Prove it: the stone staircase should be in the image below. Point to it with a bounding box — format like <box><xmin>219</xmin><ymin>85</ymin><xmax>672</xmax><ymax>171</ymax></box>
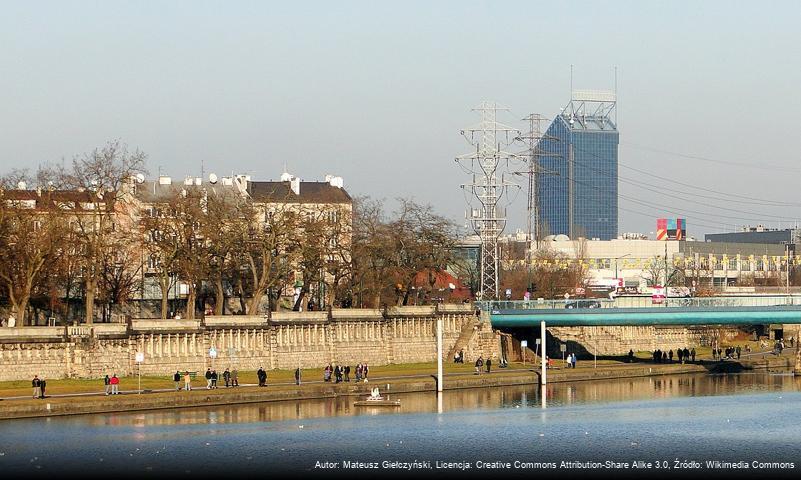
<box><xmin>447</xmin><ymin>320</ymin><xmax>478</xmax><ymax>360</ymax></box>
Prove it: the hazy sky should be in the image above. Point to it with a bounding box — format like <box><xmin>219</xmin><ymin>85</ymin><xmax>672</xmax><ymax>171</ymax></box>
<box><xmin>2</xmin><ymin>1</ymin><xmax>801</xmax><ymax>238</ymax></box>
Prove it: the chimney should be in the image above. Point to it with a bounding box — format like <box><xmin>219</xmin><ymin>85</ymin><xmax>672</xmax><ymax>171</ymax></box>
<box><xmin>290</xmin><ymin>177</ymin><xmax>300</xmax><ymax>196</ymax></box>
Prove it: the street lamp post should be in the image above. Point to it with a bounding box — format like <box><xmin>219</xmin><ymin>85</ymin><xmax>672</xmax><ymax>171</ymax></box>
<box><xmin>135</xmin><ymin>352</ymin><xmax>144</xmax><ymax>394</ymax></box>
<box><xmin>614</xmin><ymin>254</ymin><xmax>631</xmax><ymax>281</ymax></box>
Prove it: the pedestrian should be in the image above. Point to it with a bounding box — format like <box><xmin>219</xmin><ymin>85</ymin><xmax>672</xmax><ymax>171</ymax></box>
<box><xmin>662</xmin><ymin>351</ymin><xmax>667</xmax><ymax>362</ymax></box>
<box><xmin>565</xmin><ymin>354</ymin><xmax>572</xmax><ymax>369</ymax></box>
<box><xmin>669</xmin><ymin>349</ymin><xmax>674</xmax><ymax>362</ymax></box>
<box><xmin>677</xmin><ymin>349</ymin><xmax>683</xmax><ymax>364</ymax></box>
<box><xmin>223</xmin><ymin>368</ymin><xmax>231</xmax><ymax>388</ymax></box>
<box><xmin>683</xmin><ymin>347</ymin><xmax>689</xmax><ymax>363</ymax></box>
<box><xmin>691</xmin><ymin>348</ymin><xmax>696</xmax><ymax>362</ymax></box>
<box><xmin>257</xmin><ymin>367</ymin><xmax>266</xmax><ymax>387</ymax></box>
<box><xmin>628</xmin><ymin>349</ymin><xmax>634</xmax><ymax>363</ymax></box>
<box><xmin>736</xmin><ymin>346</ymin><xmax>741</xmax><ymax>359</ymax></box>
<box><xmin>571</xmin><ymin>353</ymin><xmax>577</xmax><ymax>369</ymax></box>
<box><xmin>232</xmin><ymin>368</ymin><xmax>239</xmax><ymax>387</ymax></box>
<box><xmin>32</xmin><ymin>375</ymin><xmax>41</xmax><ymax>399</ymax></box>
<box><xmin>205</xmin><ymin>368</ymin><xmax>212</xmax><ymax>389</ymax></box>
<box><xmin>344</xmin><ymin>365</ymin><xmax>351</xmax><ymax>382</ymax></box>
<box><xmin>184</xmin><ymin>371</ymin><xmax>192</xmax><ymax>391</ymax></box>
<box><xmin>324</xmin><ymin>364</ymin><xmax>331</xmax><ymax>382</ymax></box>
<box><xmin>104</xmin><ymin>374</ymin><xmax>111</xmax><ymax>395</ymax></box>
<box><xmin>363</xmin><ymin>363</ymin><xmax>369</xmax><ymax>381</ymax></box>
<box><xmin>295</xmin><ymin>367</ymin><xmax>302</xmax><ymax>385</ymax></box>
<box><xmin>173</xmin><ymin>371</ymin><xmax>182</xmax><ymax>390</ymax></box>
<box><xmin>335</xmin><ymin>365</ymin><xmax>342</xmax><ymax>383</ymax></box>
<box><xmin>355</xmin><ymin>363</ymin><xmax>363</xmax><ymax>382</ymax></box>
<box><xmin>40</xmin><ymin>377</ymin><xmax>47</xmax><ymax>398</ymax></box>
<box><xmin>110</xmin><ymin>374</ymin><xmax>120</xmax><ymax>395</ymax></box>
<box><xmin>486</xmin><ymin>357</ymin><xmax>492</xmax><ymax>373</ymax></box>
<box><xmin>475</xmin><ymin>356</ymin><xmax>484</xmax><ymax>375</ymax></box>
<box><xmin>211</xmin><ymin>370</ymin><xmax>218</xmax><ymax>389</ymax></box>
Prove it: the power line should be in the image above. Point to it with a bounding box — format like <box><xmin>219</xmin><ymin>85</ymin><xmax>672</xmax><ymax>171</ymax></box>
<box><xmin>567</xmin><ymin>143</ymin><xmax>801</xmax><ymax>222</ymax></box>
<box><xmin>621</xmin><ymin>142</ymin><xmax>801</xmax><ymax>174</ymax></box>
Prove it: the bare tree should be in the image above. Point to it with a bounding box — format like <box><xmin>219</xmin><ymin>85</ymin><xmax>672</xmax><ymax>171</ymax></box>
<box><xmin>350</xmin><ymin>197</ymin><xmax>393</xmax><ymax>308</ymax></box>
<box><xmin>244</xmin><ymin>203</ymin><xmax>298</xmax><ymax>314</ymax></box>
<box><xmin>0</xmin><ymin>187</ymin><xmax>66</xmax><ymax>325</ymax></box>
<box><xmin>54</xmin><ymin>141</ymin><xmax>146</xmax><ymax>324</ymax></box>
<box><xmin>388</xmin><ymin>199</ymin><xmax>456</xmax><ymax>306</ymax></box>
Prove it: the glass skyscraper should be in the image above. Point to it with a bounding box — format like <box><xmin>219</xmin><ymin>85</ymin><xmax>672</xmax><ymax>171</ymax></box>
<box><xmin>537</xmin><ymin>92</ymin><xmax>619</xmax><ymax>240</ymax></box>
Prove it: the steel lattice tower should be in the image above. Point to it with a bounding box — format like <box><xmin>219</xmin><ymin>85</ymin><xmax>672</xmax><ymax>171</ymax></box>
<box><xmin>457</xmin><ymin>101</ymin><xmax>519</xmax><ymax>300</ymax></box>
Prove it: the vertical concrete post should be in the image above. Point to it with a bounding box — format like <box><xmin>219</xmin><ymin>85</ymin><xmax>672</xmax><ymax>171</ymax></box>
<box><xmin>437</xmin><ymin>317</ymin><xmax>443</xmax><ymax>392</ymax></box>
<box><xmin>541</xmin><ymin>320</ymin><xmax>547</xmax><ymax>385</ymax></box>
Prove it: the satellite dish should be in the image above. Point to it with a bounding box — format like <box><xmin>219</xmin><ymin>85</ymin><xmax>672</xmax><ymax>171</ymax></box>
<box><xmin>209</xmin><ymin>173</ymin><xmax>218</xmax><ymax>184</ymax></box>
<box><xmin>135</xmin><ymin>173</ymin><xmax>145</xmax><ymax>184</ymax></box>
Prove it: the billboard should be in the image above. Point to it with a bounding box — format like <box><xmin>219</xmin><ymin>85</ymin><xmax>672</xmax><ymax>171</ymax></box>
<box><xmin>656</xmin><ymin>218</ymin><xmax>685</xmax><ymax>240</ymax></box>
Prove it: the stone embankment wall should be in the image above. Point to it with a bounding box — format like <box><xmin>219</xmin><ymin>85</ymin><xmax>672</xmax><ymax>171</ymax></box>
<box><xmin>0</xmin><ymin>305</ymin><xmax>500</xmax><ymax>381</ymax></box>
<box><xmin>547</xmin><ymin>325</ymin><xmax>741</xmax><ymax>357</ymax></box>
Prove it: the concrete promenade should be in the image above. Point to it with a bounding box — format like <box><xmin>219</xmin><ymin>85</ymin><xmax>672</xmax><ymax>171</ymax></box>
<box><xmin>0</xmin><ymin>354</ymin><xmax>795</xmax><ymax>420</ymax></box>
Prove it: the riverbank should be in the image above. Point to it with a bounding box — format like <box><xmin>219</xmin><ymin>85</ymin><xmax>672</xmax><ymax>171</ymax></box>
<box><xmin>0</xmin><ymin>354</ymin><xmax>795</xmax><ymax>420</ymax></box>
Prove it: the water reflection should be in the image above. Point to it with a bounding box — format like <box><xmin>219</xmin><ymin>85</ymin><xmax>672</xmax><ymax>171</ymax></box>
<box><xmin>75</xmin><ymin>372</ymin><xmax>801</xmax><ymax>428</ymax></box>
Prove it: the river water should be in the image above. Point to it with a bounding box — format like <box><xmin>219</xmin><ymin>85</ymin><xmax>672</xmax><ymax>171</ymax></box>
<box><xmin>2</xmin><ymin>372</ymin><xmax>801</xmax><ymax>478</ymax></box>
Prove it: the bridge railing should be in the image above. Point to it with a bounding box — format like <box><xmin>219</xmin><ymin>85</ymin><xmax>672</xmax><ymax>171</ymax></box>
<box><xmin>477</xmin><ymin>295</ymin><xmax>800</xmax><ymax>311</ymax></box>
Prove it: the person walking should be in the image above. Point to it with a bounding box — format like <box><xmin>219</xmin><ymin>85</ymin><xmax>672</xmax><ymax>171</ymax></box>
<box><xmin>232</xmin><ymin>368</ymin><xmax>239</xmax><ymax>387</ymax></box>
<box><xmin>344</xmin><ymin>365</ymin><xmax>351</xmax><ymax>382</ymax></box>
<box><xmin>475</xmin><ymin>356</ymin><xmax>484</xmax><ymax>375</ymax></box>
<box><xmin>184</xmin><ymin>371</ymin><xmax>192</xmax><ymax>391</ymax></box>
<box><xmin>257</xmin><ymin>367</ymin><xmax>266</xmax><ymax>387</ymax></box>
<box><xmin>668</xmin><ymin>349</ymin><xmax>674</xmax><ymax>363</ymax></box>
<box><xmin>32</xmin><ymin>375</ymin><xmax>41</xmax><ymax>399</ymax></box>
<box><xmin>104</xmin><ymin>374</ymin><xmax>111</xmax><ymax>396</ymax></box>
<box><xmin>173</xmin><ymin>371</ymin><xmax>182</xmax><ymax>390</ymax></box>
<box><xmin>40</xmin><ymin>377</ymin><xmax>47</xmax><ymax>398</ymax></box>
<box><xmin>205</xmin><ymin>368</ymin><xmax>212</xmax><ymax>389</ymax></box>
<box><xmin>677</xmin><ymin>349</ymin><xmax>683</xmax><ymax>364</ymax></box>
<box><xmin>223</xmin><ymin>368</ymin><xmax>231</xmax><ymax>388</ymax></box>
<box><xmin>736</xmin><ymin>346</ymin><xmax>741</xmax><ymax>359</ymax></box>
<box><xmin>363</xmin><ymin>363</ymin><xmax>369</xmax><ymax>381</ymax></box>
<box><xmin>355</xmin><ymin>364</ymin><xmax>363</xmax><ymax>382</ymax></box>
<box><xmin>486</xmin><ymin>357</ymin><xmax>492</xmax><ymax>373</ymax></box>
<box><xmin>691</xmin><ymin>348</ymin><xmax>696</xmax><ymax>362</ymax></box>
<box><xmin>211</xmin><ymin>370</ymin><xmax>218</xmax><ymax>389</ymax></box>
<box><xmin>110</xmin><ymin>374</ymin><xmax>120</xmax><ymax>395</ymax></box>
<box><xmin>628</xmin><ymin>349</ymin><xmax>634</xmax><ymax>363</ymax></box>
<box><xmin>324</xmin><ymin>364</ymin><xmax>332</xmax><ymax>382</ymax></box>
<box><xmin>294</xmin><ymin>367</ymin><xmax>302</xmax><ymax>385</ymax></box>
<box><xmin>571</xmin><ymin>353</ymin><xmax>577</xmax><ymax>369</ymax></box>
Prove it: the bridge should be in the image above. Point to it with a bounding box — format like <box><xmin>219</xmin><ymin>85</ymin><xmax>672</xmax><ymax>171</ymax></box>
<box><xmin>477</xmin><ymin>295</ymin><xmax>801</xmax><ymax>383</ymax></box>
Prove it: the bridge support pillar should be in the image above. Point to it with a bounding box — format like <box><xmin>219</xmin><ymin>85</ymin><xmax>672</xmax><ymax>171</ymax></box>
<box><xmin>541</xmin><ymin>320</ymin><xmax>547</xmax><ymax>385</ymax></box>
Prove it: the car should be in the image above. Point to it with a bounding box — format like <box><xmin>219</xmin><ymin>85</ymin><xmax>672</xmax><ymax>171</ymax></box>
<box><xmin>565</xmin><ymin>299</ymin><xmax>602</xmax><ymax>309</ymax></box>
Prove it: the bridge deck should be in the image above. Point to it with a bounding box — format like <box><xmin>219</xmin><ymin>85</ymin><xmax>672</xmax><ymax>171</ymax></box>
<box><xmin>490</xmin><ymin>306</ymin><xmax>801</xmax><ymax>327</ymax></box>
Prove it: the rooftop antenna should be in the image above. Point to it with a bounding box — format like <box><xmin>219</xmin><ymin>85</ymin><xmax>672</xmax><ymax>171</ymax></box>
<box><xmin>614</xmin><ymin>65</ymin><xmax>619</xmax><ymax>126</ymax></box>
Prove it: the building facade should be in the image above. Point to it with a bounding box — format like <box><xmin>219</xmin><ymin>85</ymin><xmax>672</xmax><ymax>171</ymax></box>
<box><xmin>538</xmin><ymin>91</ymin><xmax>619</xmax><ymax>240</ymax></box>
<box><xmin>541</xmin><ymin>237</ymin><xmax>791</xmax><ymax>290</ymax></box>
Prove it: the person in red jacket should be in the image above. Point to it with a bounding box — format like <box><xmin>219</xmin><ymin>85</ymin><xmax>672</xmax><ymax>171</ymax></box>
<box><xmin>110</xmin><ymin>373</ymin><xmax>120</xmax><ymax>395</ymax></box>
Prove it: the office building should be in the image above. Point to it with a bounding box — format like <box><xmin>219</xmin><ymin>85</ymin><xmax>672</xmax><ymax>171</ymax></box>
<box><xmin>538</xmin><ymin>90</ymin><xmax>619</xmax><ymax>240</ymax></box>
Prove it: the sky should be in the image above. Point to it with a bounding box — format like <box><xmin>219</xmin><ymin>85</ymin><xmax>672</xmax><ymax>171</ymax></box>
<box><xmin>2</xmin><ymin>0</ymin><xmax>801</xmax><ymax>238</ymax></box>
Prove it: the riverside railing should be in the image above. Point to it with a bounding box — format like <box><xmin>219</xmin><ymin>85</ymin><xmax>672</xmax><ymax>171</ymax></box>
<box><xmin>477</xmin><ymin>295</ymin><xmax>801</xmax><ymax>312</ymax></box>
